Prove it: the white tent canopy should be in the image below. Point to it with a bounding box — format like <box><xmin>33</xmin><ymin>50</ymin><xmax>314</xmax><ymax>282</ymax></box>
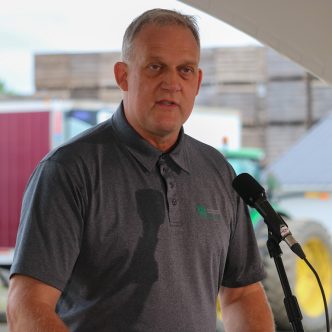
<box><xmin>180</xmin><ymin>0</ymin><xmax>332</xmax><ymax>84</ymax></box>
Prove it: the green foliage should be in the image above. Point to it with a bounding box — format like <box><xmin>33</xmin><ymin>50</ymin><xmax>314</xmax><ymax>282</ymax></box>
<box><xmin>0</xmin><ymin>80</ymin><xmax>5</xmax><ymax>93</ymax></box>
<box><xmin>0</xmin><ymin>79</ymin><xmax>17</xmax><ymax>96</ymax></box>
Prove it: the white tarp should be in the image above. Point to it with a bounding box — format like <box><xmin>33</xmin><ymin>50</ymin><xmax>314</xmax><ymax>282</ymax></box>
<box><xmin>179</xmin><ymin>0</ymin><xmax>332</xmax><ymax>84</ymax></box>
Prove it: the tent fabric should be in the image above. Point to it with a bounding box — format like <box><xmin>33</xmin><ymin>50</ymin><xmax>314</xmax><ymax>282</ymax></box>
<box><xmin>180</xmin><ymin>0</ymin><xmax>332</xmax><ymax>84</ymax></box>
<box><xmin>266</xmin><ymin>113</ymin><xmax>332</xmax><ymax>190</ymax></box>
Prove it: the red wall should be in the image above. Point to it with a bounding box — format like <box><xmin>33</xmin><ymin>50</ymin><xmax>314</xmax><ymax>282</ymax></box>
<box><xmin>0</xmin><ymin>111</ymin><xmax>50</xmax><ymax>246</ymax></box>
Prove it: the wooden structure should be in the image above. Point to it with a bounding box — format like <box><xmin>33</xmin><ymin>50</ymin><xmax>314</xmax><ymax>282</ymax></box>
<box><xmin>33</xmin><ymin>47</ymin><xmax>332</xmax><ymax>163</ymax></box>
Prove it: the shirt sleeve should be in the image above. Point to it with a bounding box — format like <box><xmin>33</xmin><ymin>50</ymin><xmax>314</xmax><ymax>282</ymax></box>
<box><xmin>10</xmin><ymin>159</ymin><xmax>85</xmax><ymax>291</ymax></box>
<box><xmin>221</xmin><ymin>194</ymin><xmax>266</xmax><ymax>288</ymax></box>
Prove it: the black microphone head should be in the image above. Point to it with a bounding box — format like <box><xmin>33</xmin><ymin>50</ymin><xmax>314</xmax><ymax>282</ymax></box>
<box><xmin>232</xmin><ymin>173</ymin><xmax>266</xmax><ymax>207</ymax></box>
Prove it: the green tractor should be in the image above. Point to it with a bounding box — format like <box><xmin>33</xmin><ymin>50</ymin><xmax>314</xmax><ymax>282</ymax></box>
<box><xmin>217</xmin><ymin>147</ymin><xmax>332</xmax><ymax>331</ymax></box>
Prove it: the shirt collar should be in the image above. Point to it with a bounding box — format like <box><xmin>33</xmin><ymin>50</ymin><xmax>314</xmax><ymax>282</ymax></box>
<box><xmin>111</xmin><ymin>103</ymin><xmax>190</xmax><ymax>173</ymax></box>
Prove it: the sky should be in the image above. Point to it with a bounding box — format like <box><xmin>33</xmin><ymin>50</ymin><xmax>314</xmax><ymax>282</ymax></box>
<box><xmin>0</xmin><ymin>0</ymin><xmax>260</xmax><ymax>95</ymax></box>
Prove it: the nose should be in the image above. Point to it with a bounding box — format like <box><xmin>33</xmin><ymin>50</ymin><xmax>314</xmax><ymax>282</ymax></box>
<box><xmin>160</xmin><ymin>68</ymin><xmax>181</xmax><ymax>92</ymax></box>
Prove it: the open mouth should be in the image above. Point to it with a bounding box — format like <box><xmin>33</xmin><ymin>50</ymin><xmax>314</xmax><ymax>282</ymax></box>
<box><xmin>156</xmin><ymin>100</ymin><xmax>178</xmax><ymax>107</ymax></box>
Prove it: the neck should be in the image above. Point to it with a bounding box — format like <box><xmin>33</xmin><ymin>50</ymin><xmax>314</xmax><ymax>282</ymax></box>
<box><xmin>144</xmin><ymin>133</ymin><xmax>179</xmax><ymax>152</ymax></box>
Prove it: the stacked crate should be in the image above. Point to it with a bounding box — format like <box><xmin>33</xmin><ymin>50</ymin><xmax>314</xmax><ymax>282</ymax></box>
<box><xmin>264</xmin><ymin>49</ymin><xmax>332</xmax><ymax>162</ymax></box>
<box><xmin>312</xmin><ymin>79</ymin><xmax>332</xmax><ymax>119</ymax></box>
<box><xmin>35</xmin><ymin>52</ymin><xmax>122</xmax><ymax>102</ymax></box>
<box><xmin>197</xmin><ymin>46</ymin><xmax>267</xmax><ymax>150</ymax></box>
<box><xmin>33</xmin><ymin>47</ymin><xmax>332</xmax><ymax>164</ymax></box>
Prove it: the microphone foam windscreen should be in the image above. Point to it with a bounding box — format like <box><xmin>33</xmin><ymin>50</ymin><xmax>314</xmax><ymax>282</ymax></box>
<box><xmin>232</xmin><ymin>173</ymin><xmax>265</xmax><ymax>207</ymax></box>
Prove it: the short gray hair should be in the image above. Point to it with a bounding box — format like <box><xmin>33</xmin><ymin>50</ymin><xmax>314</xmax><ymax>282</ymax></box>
<box><xmin>122</xmin><ymin>8</ymin><xmax>200</xmax><ymax>61</ymax></box>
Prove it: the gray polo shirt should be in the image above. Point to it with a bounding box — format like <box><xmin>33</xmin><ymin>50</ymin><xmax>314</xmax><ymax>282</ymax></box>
<box><xmin>11</xmin><ymin>103</ymin><xmax>265</xmax><ymax>332</ymax></box>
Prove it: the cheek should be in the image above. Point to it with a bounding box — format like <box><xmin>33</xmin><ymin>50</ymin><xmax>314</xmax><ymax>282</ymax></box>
<box><xmin>130</xmin><ymin>75</ymin><xmax>155</xmax><ymax>97</ymax></box>
<box><xmin>184</xmin><ymin>87</ymin><xmax>199</xmax><ymax>107</ymax></box>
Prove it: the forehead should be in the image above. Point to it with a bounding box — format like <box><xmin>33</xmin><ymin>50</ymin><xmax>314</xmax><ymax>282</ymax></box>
<box><xmin>132</xmin><ymin>24</ymin><xmax>200</xmax><ymax>63</ymax></box>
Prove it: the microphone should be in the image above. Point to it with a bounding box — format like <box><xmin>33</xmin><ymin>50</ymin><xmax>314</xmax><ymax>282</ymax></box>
<box><xmin>232</xmin><ymin>173</ymin><xmax>305</xmax><ymax>259</ymax></box>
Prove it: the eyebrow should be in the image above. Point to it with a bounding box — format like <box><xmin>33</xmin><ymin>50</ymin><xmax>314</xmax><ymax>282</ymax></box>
<box><xmin>147</xmin><ymin>56</ymin><xmax>199</xmax><ymax>67</ymax></box>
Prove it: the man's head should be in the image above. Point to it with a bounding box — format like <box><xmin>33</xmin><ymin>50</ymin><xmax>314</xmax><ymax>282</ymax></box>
<box><xmin>114</xmin><ymin>8</ymin><xmax>203</xmax><ymax>151</ymax></box>
<box><xmin>121</xmin><ymin>8</ymin><xmax>200</xmax><ymax>62</ymax></box>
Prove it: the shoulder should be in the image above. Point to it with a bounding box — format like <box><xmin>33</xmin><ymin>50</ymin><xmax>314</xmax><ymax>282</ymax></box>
<box><xmin>26</xmin><ymin>118</ymin><xmax>120</xmax><ymax>186</ymax></box>
<box><xmin>44</xmin><ymin>119</ymin><xmax>115</xmax><ymax>165</ymax></box>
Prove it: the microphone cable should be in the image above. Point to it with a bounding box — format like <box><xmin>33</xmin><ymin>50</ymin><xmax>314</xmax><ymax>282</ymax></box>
<box><xmin>302</xmin><ymin>256</ymin><xmax>330</xmax><ymax>332</ymax></box>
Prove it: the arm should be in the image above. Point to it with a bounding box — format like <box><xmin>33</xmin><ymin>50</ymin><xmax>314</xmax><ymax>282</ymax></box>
<box><xmin>219</xmin><ymin>282</ymin><xmax>275</xmax><ymax>332</ymax></box>
<box><xmin>7</xmin><ymin>274</ymin><xmax>69</xmax><ymax>332</ymax></box>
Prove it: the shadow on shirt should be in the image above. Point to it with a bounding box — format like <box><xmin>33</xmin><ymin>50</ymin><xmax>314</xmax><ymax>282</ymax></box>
<box><xmin>107</xmin><ymin>188</ymin><xmax>165</xmax><ymax>331</ymax></box>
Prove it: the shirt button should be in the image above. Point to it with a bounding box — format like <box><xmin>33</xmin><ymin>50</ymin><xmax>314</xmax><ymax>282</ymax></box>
<box><xmin>172</xmin><ymin>199</ymin><xmax>177</xmax><ymax>206</ymax></box>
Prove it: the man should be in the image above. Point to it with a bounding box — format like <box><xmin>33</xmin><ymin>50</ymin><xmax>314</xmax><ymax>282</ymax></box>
<box><xmin>7</xmin><ymin>8</ymin><xmax>274</xmax><ymax>331</ymax></box>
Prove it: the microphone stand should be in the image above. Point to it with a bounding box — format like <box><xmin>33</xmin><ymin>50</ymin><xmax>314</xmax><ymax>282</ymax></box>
<box><xmin>266</xmin><ymin>228</ymin><xmax>304</xmax><ymax>332</ymax></box>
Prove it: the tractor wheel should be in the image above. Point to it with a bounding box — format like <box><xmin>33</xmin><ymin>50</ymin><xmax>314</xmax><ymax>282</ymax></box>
<box><xmin>259</xmin><ymin>219</ymin><xmax>332</xmax><ymax>331</ymax></box>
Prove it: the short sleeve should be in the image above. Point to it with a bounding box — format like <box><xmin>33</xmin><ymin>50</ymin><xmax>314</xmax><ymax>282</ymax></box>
<box><xmin>222</xmin><ymin>194</ymin><xmax>266</xmax><ymax>287</ymax></box>
<box><xmin>10</xmin><ymin>159</ymin><xmax>85</xmax><ymax>291</ymax></box>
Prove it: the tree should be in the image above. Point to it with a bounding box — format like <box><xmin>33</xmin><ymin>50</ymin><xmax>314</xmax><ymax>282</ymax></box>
<box><xmin>0</xmin><ymin>80</ymin><xmax>16</xmax><ymax>96</ymax></box>
<box><xmin>0</xmin><ymin>80</ymin><xmax>5</xmax><ymax>94</ymax></box>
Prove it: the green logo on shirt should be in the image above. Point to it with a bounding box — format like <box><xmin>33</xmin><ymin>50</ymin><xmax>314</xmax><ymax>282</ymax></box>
<box><xmin>196</xmin><ymin>204</ymin><xmax>222</xmax><ymax>221</ymax></box>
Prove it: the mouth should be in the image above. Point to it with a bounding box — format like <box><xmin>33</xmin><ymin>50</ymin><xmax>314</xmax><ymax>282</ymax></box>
<box><xmin>156</xmin><ymin>99</ymin><xmax>179</xmax><ymax>107</ymax></box>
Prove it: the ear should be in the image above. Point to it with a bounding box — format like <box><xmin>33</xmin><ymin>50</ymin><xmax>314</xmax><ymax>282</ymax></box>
<box><xmin>195</xmin><ymin>68</ymin><xmax>203</xmax><ymax>96</ymax></box>
<box><xmin>114</xmin><ymin>62</ymin><xmax>128</xmax><ymax>91</ymax></box>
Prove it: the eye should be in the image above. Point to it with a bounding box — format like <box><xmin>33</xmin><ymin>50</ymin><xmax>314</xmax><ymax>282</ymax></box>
<box><xmin>180</xmin><ymin>66</ymin><xmax>195</xmax><ymax>76</ymax></box>
<box><xmin>148</xmin><ymin>63</ymin><xmax>162</xmax><ymax>71</ymax></box>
